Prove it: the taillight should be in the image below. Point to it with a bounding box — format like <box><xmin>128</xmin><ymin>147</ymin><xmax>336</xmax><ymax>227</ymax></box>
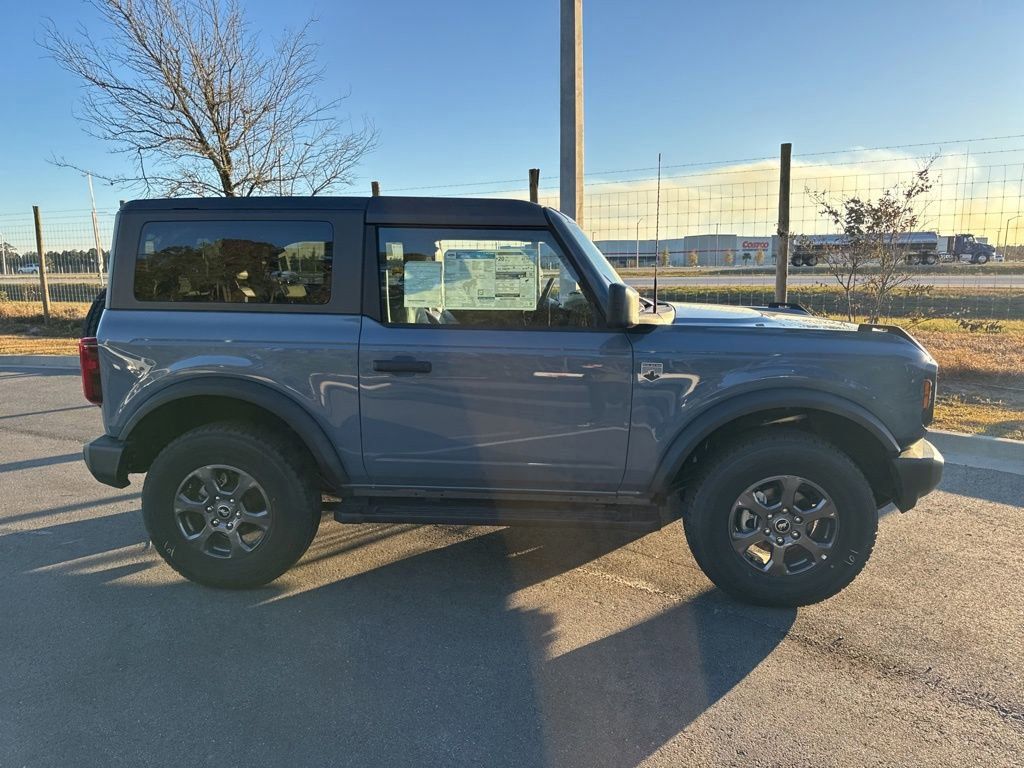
<box><xmin>79</xmin><ymin>337</ymin><xmax>102</xmax><ymax>405</ymax></box>
<box><xmin>922</xmin><ymin>378</ymin><xmax>933</xmax><ymax>410</ymax></box>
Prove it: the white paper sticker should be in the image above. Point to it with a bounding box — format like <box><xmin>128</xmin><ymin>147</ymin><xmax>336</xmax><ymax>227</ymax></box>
<box><xmin>403</xmin><ymin>261</ymin><xmax>443</xmax><ymax>307</ymax></box>
<box><xmin>443</xmin><ymin>249</ymin><xmax>537</xmax><ymax>310</ymax></box>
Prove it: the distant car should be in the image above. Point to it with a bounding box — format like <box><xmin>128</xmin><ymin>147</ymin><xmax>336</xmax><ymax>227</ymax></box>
<box><xmin>17</xmin><ymin>265</ymin><xmax>39</xmax><ymax>274</ymax></box>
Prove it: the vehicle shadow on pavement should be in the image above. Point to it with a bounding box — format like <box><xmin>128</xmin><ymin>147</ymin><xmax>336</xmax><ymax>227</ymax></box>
<box><xmin>940</xmin><ymin>463</ymin><xmax>1023</xmax><ymax>506</ymax></box>
<box><xmin>1</xmin><ymin>519</ymin><xmax>795</xmax><ymax>768</ymax></box>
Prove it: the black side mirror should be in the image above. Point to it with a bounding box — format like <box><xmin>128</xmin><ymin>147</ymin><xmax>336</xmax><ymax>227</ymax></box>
<box><xmin>607</xmin><ymin>282</ymin><xmax>640</xmax><ymax>328</ymax></box>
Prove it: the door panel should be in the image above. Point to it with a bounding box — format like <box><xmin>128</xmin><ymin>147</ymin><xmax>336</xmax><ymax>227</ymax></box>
<box><xmin>358</xmin><ymin>320</ymin><xmax>633</xmax><ymax>491</ymax></box>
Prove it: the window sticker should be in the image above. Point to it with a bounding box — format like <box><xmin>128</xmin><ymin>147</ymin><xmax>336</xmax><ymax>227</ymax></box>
<box><xmin>442</xmin><ymin>249</ymin><xmax>537</xmax><ymax>310</ymax></box>
<box><xmin>403</xmin><ymin>261</ymin><xmax>443</xmax><ymax>307</ymax></box>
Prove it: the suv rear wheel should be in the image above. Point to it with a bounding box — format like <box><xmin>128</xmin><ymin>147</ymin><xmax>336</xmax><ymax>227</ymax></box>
<box><xmin>682</xmin><ymin>429</ymin><xmax>878</xmax><ymax>607</ymax></box>
<box><xmin>142</xmin><ymin>423</ymin><xmax>320</xmax><ymax>588</ymax></box>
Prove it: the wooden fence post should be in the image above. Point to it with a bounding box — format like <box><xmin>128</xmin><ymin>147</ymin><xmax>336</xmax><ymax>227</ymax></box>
<box><xmin>529</xmin><ymin>169</ymin><xmax>540</xmax><ymax>203</ymax></box>
<box><xmin>32</xmin><ymin>205</ymin><xmax>51</xmax><ymax>323</ymax></box>
<box><xmin>371</xmin><ymin>181</ymin><xmax>381</xmax><ymax>197</ymax></box>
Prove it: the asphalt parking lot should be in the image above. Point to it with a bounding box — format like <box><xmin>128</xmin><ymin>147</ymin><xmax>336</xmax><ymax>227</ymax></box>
<box><xmin>1</xmin><ymin>368</ymin><xmax>1022</xmax><ymax>768</ymax></box>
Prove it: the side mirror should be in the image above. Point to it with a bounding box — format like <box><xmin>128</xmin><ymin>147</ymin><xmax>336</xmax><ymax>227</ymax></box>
<box><xmin>607</xmin><ymin>282</ymin><xmax>640</xmax><ymax>328</ymax></box>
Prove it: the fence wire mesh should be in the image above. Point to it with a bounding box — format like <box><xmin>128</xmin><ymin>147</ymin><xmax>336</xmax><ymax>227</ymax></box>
<box><xmin>2</xmin><ymin>138</ymin><xmax>1022</xmax><ymax>320</ymax></box>
<box><xmin>0</xmin><ymin>208</ymin><xmax>114</xmax><ymax>305</ymax></box>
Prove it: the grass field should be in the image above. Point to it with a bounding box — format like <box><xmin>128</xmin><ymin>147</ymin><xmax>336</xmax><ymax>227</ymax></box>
<box><xmin>649</xmin><ymin>284</ymin><xmax>1024</xmax><ymax>320</ymax></box>
<box><xmin>1</xmin><ymin>299</ymin><xmax>1021</xmax><ymax>439</ymax></box>
<box><xmin>617</xmin><ymin>261</ymin><xmax>1024</xmax><ymax>277</ymax></box>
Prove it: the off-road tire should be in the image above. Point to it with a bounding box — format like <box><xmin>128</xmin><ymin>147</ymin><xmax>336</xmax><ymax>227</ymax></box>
<box><xmin>142</xmin><ymin>422</ymin><xmax>320</xmax><ymax>588</ymax></box>
<box><xmin>81</xmin><ymin>289</ymin><xmax>106</xmax><ymax>337</ymax></box>
<box><xmin>682</xmin><ymin>429</ymin><xmax>878</xmax><ymax>607</ymax></box>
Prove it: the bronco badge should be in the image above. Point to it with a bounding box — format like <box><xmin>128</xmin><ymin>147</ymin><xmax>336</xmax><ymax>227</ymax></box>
<box><xmin>640</xmin><ymin>362</ymin><xmax>663</xmax><ymax>382</ymax></box>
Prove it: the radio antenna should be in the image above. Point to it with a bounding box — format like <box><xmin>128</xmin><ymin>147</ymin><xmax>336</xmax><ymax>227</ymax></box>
<box><xmin>653</xmin><ymin>152</ymin><xmax>662</xmax><ymax>308</ymax></box>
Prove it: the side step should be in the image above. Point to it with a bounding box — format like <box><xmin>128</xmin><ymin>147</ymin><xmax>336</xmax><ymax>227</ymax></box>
<box><xmin>326</xmin><ymin>498</ymin><xmax>665</xmax><ymax>531</ymax></box>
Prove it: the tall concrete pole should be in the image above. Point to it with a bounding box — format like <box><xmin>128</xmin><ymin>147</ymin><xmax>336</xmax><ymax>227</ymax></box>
<box><xmin>559</xmin><ymin>0</ymin><xmax>583</xmax><ymax>226</ymax></box>
<box><xmin>775</xmin><ymin>142</ymin><xmax>792</xmax><ymax>303</ymax></box>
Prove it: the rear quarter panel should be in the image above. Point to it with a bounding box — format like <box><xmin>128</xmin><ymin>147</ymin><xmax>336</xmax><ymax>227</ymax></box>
<box><xmin>97</xmin><ymin>310</ymin><xmax>366</xmax><ymax>482</ymax></box>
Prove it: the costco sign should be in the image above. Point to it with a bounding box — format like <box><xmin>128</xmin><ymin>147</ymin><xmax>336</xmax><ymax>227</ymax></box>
<box><xmin>741</xmin><ymin>240</ymin><xmax>770</xmax><ymax>250</ymax></box>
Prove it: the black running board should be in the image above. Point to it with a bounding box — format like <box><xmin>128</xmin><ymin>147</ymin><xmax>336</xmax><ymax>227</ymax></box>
<box><xmin>326</xmin><ymin>498</ymin><xmax>665</xmax><ymax>531</ymax></box>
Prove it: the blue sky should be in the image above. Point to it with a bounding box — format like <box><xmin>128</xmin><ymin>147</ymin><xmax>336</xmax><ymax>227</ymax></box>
<box><xmin>2</xmin><ymin>0</ymin><xmax>1023</xmax><ymax>215</ymax></box>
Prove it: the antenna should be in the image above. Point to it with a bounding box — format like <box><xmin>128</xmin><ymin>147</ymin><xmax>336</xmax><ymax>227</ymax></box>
<box><xmin>653</xmin><ymin>152</ymin><xmax>662</xmax><ymax>308</ymax></box>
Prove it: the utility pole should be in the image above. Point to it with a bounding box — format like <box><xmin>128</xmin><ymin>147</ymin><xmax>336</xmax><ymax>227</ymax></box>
<box><xmin>528</xmin><ymin>168</ymin><xmax>540</xmax><ymax>203</ymax></box>
<box><xmin>371</xmin><ymin>181</ymin><xmax>381</xmax><ymax>197</ymax></box>
<box><xmin>0</xmin><ymin>232</ymin><xmax>6</xmax><ymax>276</ymax></box>
<box><xmin>559</xmin><ymin>0</ymin><xmax>583</xmax><ymax>225</ymax></box>
<box><xmin>775</xmin><ymin>142</ymin><xmax>792</xmax><ymax>303</ymax></box>
<box><xmin>87</xmin><ymin>174</ymin><xmax>105</xmax><ymax>282</ymax></box>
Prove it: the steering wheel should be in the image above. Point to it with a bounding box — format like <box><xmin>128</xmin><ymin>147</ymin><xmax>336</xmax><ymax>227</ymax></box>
<box><xmin>536</xmin><ymin>276</ymin><xmax>555</xmax><ymax>310</ymax></box>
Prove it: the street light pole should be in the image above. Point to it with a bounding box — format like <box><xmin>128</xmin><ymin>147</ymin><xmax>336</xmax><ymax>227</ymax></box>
<box><xmin>635</xmin><ymin>217</ymin><xmax>644</xmax><ymax>268</ymax></box>
<box><xmin>1002</xmin><ymin>214</ymin><xmax>1021</xmax><ymax>259</ymax></box>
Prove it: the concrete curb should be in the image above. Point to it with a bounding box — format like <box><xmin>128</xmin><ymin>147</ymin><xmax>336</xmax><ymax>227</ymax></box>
<box><xmin>928</xmin><ymin>429</ymin><xmax>1023</xmax><ymax>475</ymax></box>
<box><xmin>0</xmin><ymin>354</ymin><xmax>79</xmax><ymax>370</ymax></box>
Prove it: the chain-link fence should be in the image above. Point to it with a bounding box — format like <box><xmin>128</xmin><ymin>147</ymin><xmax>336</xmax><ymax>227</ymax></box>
<box><xmin>395</xmin><ymin>137</ymin><xmax>1024</xmax><ymax>322</ymax></box>
<box><xmin>3</xmin><ymin>137</ymin><xmax>1023</xmax><ymax>320</ymax></box>
<box><xmin>0</xmin><ymin>208</ymin><xmax>114</xmax><ymax>306</ymax></box>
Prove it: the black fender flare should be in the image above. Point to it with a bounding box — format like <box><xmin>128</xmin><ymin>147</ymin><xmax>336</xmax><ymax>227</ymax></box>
<box><xmin>648</xmin><ymin>387</ymin><xmax>901</xmax><ymax>497</ymax></box>
<box><xmin>119</xmin><ymin>376</ymin><xmax>349</xmax><ymax>488</ymax></box>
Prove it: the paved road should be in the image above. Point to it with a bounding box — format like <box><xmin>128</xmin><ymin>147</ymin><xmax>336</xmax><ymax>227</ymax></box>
<box><xmin>625</xmin><ymin>273</ymin><xmax>1023</xmax><ymax>288</ymax></box>
<box><xmin>1</xmin><ymin>369</ymin><xmax>1022</xmax><ymax>768</ymax></box>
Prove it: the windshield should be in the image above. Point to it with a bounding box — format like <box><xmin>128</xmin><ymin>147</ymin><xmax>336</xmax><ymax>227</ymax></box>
<box><xmin>550</xmin><ymin>210</ymin><xmax>623</xmax><ymax>287</ymax></box>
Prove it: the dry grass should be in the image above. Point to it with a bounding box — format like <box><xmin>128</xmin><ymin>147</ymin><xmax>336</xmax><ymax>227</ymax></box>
<box><xmin>0</xmin><ymin>302</ymin><xmax>91</xmax><ymax>346</ymax></box>
<box><xmin>933</xmin><ymin>395</ymin><xmax>1024</xmax><ymax>440</ymax></box>
<box><xmin>0</xmin><ymin>302</ymin><xmax>89</xmax><ymax>356</ymax></box>
<box><xmin>0</xmin><ymin>336</ymin><xmax>78</xmax><ymax>355</ymax></box>
<box><xmin>915</xmin><ymin>330</ymin><xmax>1024</xmax><ymax>385</ymax></box>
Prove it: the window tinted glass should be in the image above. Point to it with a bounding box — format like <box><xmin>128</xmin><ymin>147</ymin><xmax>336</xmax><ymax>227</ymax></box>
<box><xmin>134</xmin><ymin>221</ymin><xmax>332</xmax><ymax>304</ymax></box>
<box><xmin>378</xmin><ymin>227</ymin><xmax>597</xmax><ymax>329</ymax></box>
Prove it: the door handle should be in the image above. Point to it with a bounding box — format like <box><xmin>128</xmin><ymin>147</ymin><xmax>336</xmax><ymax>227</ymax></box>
<box><xmin>373</xmin><ymin>358</ymin><xmax>432</xmax><ymax>374</ymax></box>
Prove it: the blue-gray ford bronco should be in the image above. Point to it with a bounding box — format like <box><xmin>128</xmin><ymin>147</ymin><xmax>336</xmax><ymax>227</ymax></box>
<box><xmin>80</xmin><ymin>197</ymin><xmax>943</xmax><ymax>606</ymax></box>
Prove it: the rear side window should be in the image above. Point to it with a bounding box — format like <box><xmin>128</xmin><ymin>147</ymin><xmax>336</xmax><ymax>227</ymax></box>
<box><xmin>134</xmin><ymin>221</ymin><xmax>333</xmax><ymax>304</ymax></box>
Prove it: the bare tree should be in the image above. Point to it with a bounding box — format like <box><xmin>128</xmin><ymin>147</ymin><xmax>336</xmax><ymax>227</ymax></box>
<box><xmin>43</xmin><ymin>0</ymin><xmax>377</xmax><ymax>196</ymax></box>
<box><xmin>807</xmin><ymin>162</ymin><xmax>934</xmax><ymax>323</ymax></box>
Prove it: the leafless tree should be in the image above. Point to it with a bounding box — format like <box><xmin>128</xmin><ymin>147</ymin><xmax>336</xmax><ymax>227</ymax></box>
<box><xmin>807</xmin><ymin>162</ymin><xmax>934</xmax><ymax>323</ymax></box>
<box><xmin>42</xmin><ymin>0</ymin><xmax>378</xmax><ymax>196</ymax></box>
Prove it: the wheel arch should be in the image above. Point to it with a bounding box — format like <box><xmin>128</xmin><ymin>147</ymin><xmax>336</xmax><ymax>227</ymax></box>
<box><xmin>650</xmin><ymin>388</ymin><xmax>901</xmax><ymax>505</ymax></box>
<box><xmin>119</xmin><ymin>377</ymin><xmax>349</xmax><ymax>490</ymax></box>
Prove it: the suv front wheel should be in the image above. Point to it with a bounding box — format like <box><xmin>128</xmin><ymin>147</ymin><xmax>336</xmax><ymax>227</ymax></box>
<box><xmin>682</xmin><ymin>429</ymin><xmax>878</xmax><ymax>607</ymax></box>
<box><xmin>142</xmin><ymin>423</ymin><xmax>320</xmax><ymax>588</ymax></box>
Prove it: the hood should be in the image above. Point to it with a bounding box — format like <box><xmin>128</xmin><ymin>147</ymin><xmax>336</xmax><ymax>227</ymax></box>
<box><xmin>669</xmin><ymin>303</ymin><xmax>858</xmax><ymax>332</ymax></box>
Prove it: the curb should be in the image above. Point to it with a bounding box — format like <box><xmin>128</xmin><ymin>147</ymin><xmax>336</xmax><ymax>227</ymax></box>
<box><xmin>928</xmin><ymin>429</ymin><xmax>1023</xmax><ymax>475</ymax></box>
<box><xmin>0</xmin><ymin>354</ymin><xmax>79</xmax><ymax>370</ymax></box>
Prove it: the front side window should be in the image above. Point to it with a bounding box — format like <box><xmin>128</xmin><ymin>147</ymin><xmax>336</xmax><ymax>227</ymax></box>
<box><xmin>377</xmin><ymin>227</ymin><xmax>598</xmax><ymax>328</ymax></box>
<box><xmin>134</xmin><ymin>220</ymin><xmax>333</xmax><ymax>304</ymax></box>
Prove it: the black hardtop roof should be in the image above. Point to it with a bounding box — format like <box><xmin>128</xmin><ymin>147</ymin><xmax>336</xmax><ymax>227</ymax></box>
<box><xmin>119</xmin><ymin>196</ymin><xmax>550</xmax><ymax>227</ymax></box>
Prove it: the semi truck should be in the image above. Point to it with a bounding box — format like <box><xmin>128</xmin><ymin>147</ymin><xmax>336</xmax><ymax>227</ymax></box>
<box><xmin>790</xmin><ymin>232</ymin><xmax>998</xmax><ymax>266</ymax></box>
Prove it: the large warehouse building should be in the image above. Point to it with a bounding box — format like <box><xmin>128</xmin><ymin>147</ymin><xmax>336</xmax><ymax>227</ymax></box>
<box><xmin>596</xmin><ymin>234</ymin><xmax>776</xmax><ymax>267</ymax></box>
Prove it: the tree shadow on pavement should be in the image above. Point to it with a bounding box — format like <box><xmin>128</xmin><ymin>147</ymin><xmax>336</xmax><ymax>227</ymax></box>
<box><xmin>0</xmin><ymin>518</ymin><xmax>795</xmax><ymax>768</ymax></box>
